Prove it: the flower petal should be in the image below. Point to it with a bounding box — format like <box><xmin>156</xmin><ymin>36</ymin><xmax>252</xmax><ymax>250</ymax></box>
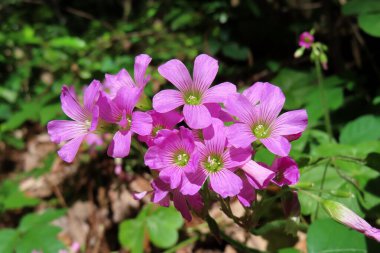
<box><xmin>173</xmin><ymin>191</ymin><xmax>192</xmax><ymax>221</ymax></box>
<box><xmin>57</xmin><ymin>135</ymin><xmax>86</xmax><ymax>163</ymax></box>
<box><xmin>224</xmin><ymin>146</ymin><xmax>252</xmax><ymax>168</ymax></box>
<box><xmin>107</xmin><ymin>130</ymin><xmax>132</xmax><ymax>158</ymax></box>
<box><xmin>203</xmin><ymin>82</ymin><xmax>236</xmax><ymax>104</ymax></box>
<box><xmin>193</xmin><ymin>54</ymin><xmax>219</xmax><ymax>93</ymax></box>
<box><xmin>144</xmin><ymin>145</ymin><xmax>165</xmax><ymax>169</ymax></box>
<box><xmin>158</xmin><ymin>59</ymin><xmax>192</xmax><ymax>92</ymax></box>
<box><xmin>60</xmin><ymin>86</ymin><xmax>88</xmax><ymax>122</ymax></box>
<box><xmin>153</xmin><ymin>89</ymin><xmax>184</xmax><ymax>113</ymax></box>
<box><xmin>97</xmin><ymin>92</ymin><xmax>122</xmax><ymax>123</ymax></box>
<box><xmin>160</xmin><ymin>166</ymin><xmax>184</xmax><ymax>189</ymax></box>
<box><xmin>272</xmin><ymin>109</ymin><xmax>308</xmax><ymax>136</ymax></box>
<box><xmin>134</xmin><ymin>54</ymin><xmax>152</xmax><ymax>88</ymax></box>
<box><xmin>255</xmin><ymin>83</ymin><xmax>285</xmax><ymax>123</ymax></box>
<box><xmin>261</xmin><ymin>136</ymin><xmax>291</xmax><ymax>157</ymax></box>
<box><xmin>241</xmin><ymin>160</ymin><xmax>275</xmax><ymax>189</ymax></box>
<box><xmin>227</xmin><ymin>123</ymin><xmax>256</xmax><ymax>148</ymax></box>
<box><xmin>209</xmin><ymin>169</ymin><xmax>242</xmax><ymax>198</ymax></box>
<box><xmin>131</xmin><ymin>111</ymin><xmax>152</xmax><ymax>136</ymax></box>
<box><xmin>183</xmin><ymin>104</ymin><xmax>212</xmax><ymax>129</ymax></box>
<box><xmin>181</xmin><ymin>169</ymin><xmax>207</xmax><ymax>195</ymax></box>
<box><xmin>114</xmin><ymin>86</ymin><xmax>141</xmax><ymax>115</ymax></box>
<box><xmin>151</xmin><ymin>178</ymin><xmax>170</xmax><ymax>204</ymax></box>
<box><xmin>186</xmin><ymin>193</ymin><xmax>204</xmax><ymax>212</ymax></box>
<box><xmin>271</xmin><ymin>157</ymin><xmax>300</xmax><ymax>186</ymax></box>
<box><xmin>105</xmin><ymin>69</ymin><xmax>135</xmax><ymax>98</ymax></box>
<box><xmin>83</xmin><ymin>80</ymin><xmax>101</xmax><ymax>112</ymax></box>
<box><xmin>237</xmin><ymin>175</ymin><xmax>256</xmax><ymax>207</ymax></box>
<box><xmin>224</xmin><ymin>93</ymin><xmax>255</xmax><ymax>125</ymax></box>
<box><xmin>47</xmin><ymin>120</ymin><xmax>87</xmax><ymax>143</ymax></box>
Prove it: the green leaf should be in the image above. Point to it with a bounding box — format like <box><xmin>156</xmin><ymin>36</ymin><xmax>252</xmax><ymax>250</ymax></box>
<box><xmin>307</xmin><ymin>219</ymin><xmax>366</xmax><ymax>253</ymax></box>
<box><xmin>0</xmin><ymin>229</ymin><xmax>18</xmax><ymax>253</ymax></box>
<box><xmin>118</xmin><ymin>219</ymin><xmax>145</xmax><ymax>253</ymax></box>
<box><xmin>342</xmin><ymin>0</ymin><xmax>380</xmax><ymax>15</ymax></box>
<box><xmin>15</xmin><ymin>225</ymin><xmax>65</xmax><ymax>253</ymax></box>
<box><xmin>49</xmin><ymin>37</ymin><xmax>87</xmax><ymax>49</ymax></box>
<box><xmin>0</xmin><ymin>180</ymin><xmax>39</xmax><ymax>210</ymax></box>
<box><xmin>358</xmin><ymin>14</ymin><xmax>380</xmax><ymax>37</ymax></box>
<box><xmin>39</xmin><ymin>103</ymin><xmax>62</xmax><ymax>125</ymax></box>
<box><xmin>147</xmin><ymin>206</ymin><xmax>183</xmax><ymax>248</ymax></box>
<box><xmin>222</xmin><ymin>42</ymin><xmax>249</xmax><ymax>61</ymax></box>
<box><xmin>19</xmin><ymin>209</ymin><xmax>66</xmax><ymax>232</ymax></box>
<box><xmin>340</xmin><ymin>115</ymin><xmax>380</xmax><ymax>144</ymax></box>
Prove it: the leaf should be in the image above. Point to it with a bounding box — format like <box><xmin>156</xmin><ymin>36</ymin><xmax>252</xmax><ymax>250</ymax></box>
<box><xmin>340</xmin><ymin>115</ymin><xmax>380</xmax><ymax>145</ymax></box>
<box><xmin>0</xmin><ymin>180</ymin><xmax>39</xmax><ymax>210</ymax></box>
<box><xmin>342</xmin><ymin>0</ymin><xmax>380</xmax><ymax>15</ymax></box>
<box><xmin>118</xmin><ymin>219</ymin><xmax>145</xmax><ymax>253</ymax></box>
<box><xmin>49</xmin><ymin>37</ymin><xmax>87</xmax><ymax>49</ymax></box>
<box><xmin>146</xmin><ymin>206</ymin><xmax>183</xmax><ymax>248</ymax></box>
<box><xmin>18</xmin><ymin>209</ymin><xmax>66</xmax><ymax>232</ymax></box>
<box><xmin>358</xmin><ymin>14</ymin><xmax>380</xmax><ymax>37</ymax></box>
<box><xmin>0</xmin><ymin>229</ymin><xmax>18</xmax><ymax>253</ymax></box>
<box><xmin>307</xmin><ymin>219</ymin><xmax>366</xmax><ymax>253</ymax></box>
<box><xmin>222</xmin><ymin>42</ymin><xmax>249</xmax><ymax>61</ymax></box>
<box><xmin>39</xmin><ymin>103</ymin><xmax>63</xmax><ymax>125</ymax></box>
<box><xmin>15</xmin><ymin>225</ymin><xmax>65</xmax><ymax>253</ymax></box>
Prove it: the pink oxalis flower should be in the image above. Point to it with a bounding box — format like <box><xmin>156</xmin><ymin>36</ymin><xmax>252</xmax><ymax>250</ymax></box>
<box><xmin>184</xmin><ymin>119</ymin><xmax>252</xmax><ymax>198</ymax></box>
<box><xmin>104</xmin><ymin>54</ymin><xmax>152</xmax><ymax>98</ymax></box>
<box><xmin>269</xmin><ymin>157</ymin><xmax>300</xmax><ymax>186</ymax></box>
<box><xmin>298</xmin><ymin>31</ymin><xmax>314</xmax><ymax>49</ymax></box>
<box><xmin>225</xmin><ymin>82</ymin><xmax>308</xmax><ymax>157</ymax></box>
<box><xmin>153</xmin><ymin>54</ymin><xmax>236</xmax><ymax>129</ymax></box>
<box><xmin>47</xmin><ymin>80</ymin><xmax>101</xmax><ymax>163</ymax></box>
<box><xmin>98</xmin><ymin>86</ymin><xmax>152</xmax><ymax>158</ymax></box>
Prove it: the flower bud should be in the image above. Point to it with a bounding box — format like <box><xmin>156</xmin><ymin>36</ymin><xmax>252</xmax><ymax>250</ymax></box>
<box><xmin>294</xmin><ymin>47</ymin><xmax>305</xmax><ymax>58</ymax></box>
<box><xmin>322</xmin><ymin>199</ymin><xmax>380</xmax><ymax>242</ymax></box>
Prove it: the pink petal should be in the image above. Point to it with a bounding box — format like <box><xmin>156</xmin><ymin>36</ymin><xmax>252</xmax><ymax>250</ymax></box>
<box><xmin>89</xmin><ymin>105</ymin><xmax>99</xmax><ymax>131</ymax></box>
<box><xmin>160</xmin><ymin>166</ymin><xmax>184</xmax><ymax>189</ymax></box>
<box><xmin>134</xmin><ymin>54</ymin><xmax>152</xmax><ymax>88</ymax></box>
<box><xmin>107</xmin><ymin>130</ymin><xmax>132</xmax><ymax>158</ymax></box>
<box><xmin>131</xmin><ymin>111</ymin><xmax>152</xmax><ymax>136</ymax></box>
<box><xmin>47</xmin><ymin>120</ymin><xmax>87</xmax><ymax>143</ymax></box>
<box><xmin>153</xmin><ymin>89</ymin><xmax>184</xmax><ymax>113</ymax></box>
<box><xmin>272</xmin><ymin>109</ymin><xmax>308</xmax><ymax>136</ymax></box>
<box><xmin>133</xmin><ymin>191</ymin><xmax>149</xmax><ymax>200</ymax></box>
<box><xmin>183</xmin><ymin>104</ymin><xmax>212</xmax><ymax>129</ymax></box>
<box><xmin>227</xmin><ymin>123</ymin><xmax>256</xmax><ymax>148</ymax></box>
<box><xmin>186</xmin><ymin>193</ymin><xmax>204</xmax><ymax>212</ymax></box>
<box><xmin>241</xmin><ymin>160</ymin><xmax>275</xmax><ymax>189</ymax></box>
<box><xmin>193</xmin><ymin>54</ymin><xmax>219</xmax><ymax>93</ymax></box>
<box><xmin>114</xmin><ymin>86</ymin><xmax>141</xmax><ymax>115</ymax></box>
<box><xmin>209</xmin><ymin>169</ymin><xmax>242</xmax><ymax>198</ymax></box>
<box><xmin>57</xmin><ymin>135</ymin><xmax>86</xmax><ymax>163</ymax></box>
<box><xmin>104</xmin><ymin>69</ymin><xmax>135</xmax><ymax>98</ymax></box>
<box><xmin>144</xmin><ymin>145</ymin><xmax>165</xmax><ymax>169</ymax></box>
<box><xmin>237</xmin><ymin>175</ymin><xmax>256</xmax><ymax>207</ymax></box>
<box><xmin>97</xmin><ymin>92</ymin><xmax>122</xmax><ymax>123</ymax></box>
<box><xmin>255</xmin><ymin>83</ymin><xmax>285</xmax><ymax>123</ymax></box>
<box><xmin>271</xmin><ymin>157</ymin><xmax>300</xmax><ymax>186</ymax></box>
<box><xmin>151</xmin><ymin>178</ymin><xmax>170</xmax><ymax>203</ymax></box>
<box><xmin>261</xmin><ymin>136</ymin><xmax>291</xmax><ymax>157</ymax></box>
<box><xmin>202</xmin><ymin>82</ymin><xmax>236</xmax><ymax>104</ymax></box>
<box><xmin>173</xmin><ymin>191</ymin><xmax>192</xmax><ymax>221</ymax></box>
<box><xmin>158</xmin><ymin>59</ymin><xmax>192</xmax><ymax>92</ymax></box>
<box><xmin>224</xmin><ymin>146</ymin><xmax>252</xmax><ymax>169</ymax></box>
<box><xmin>181</xmin><ymin>169</ymin><xmax>207</xmax><ymax>195</ymax></box>
<box><xmin>203</xmin><ymin>119</ymin><xmax>227</xmax><ymax>153</ymax></box>
<box><xmin>224</xmin><ymin>93</ymin><xmax>255</xmax><ymax>124</ymax></box>
<box><xmin>60</xmin><ymin>86</ymin><xmax>88</xmax><ymax>122</ymax></box>
<box><xmin>83</xmin><ymin>80</ymin><xmax>101</xmax><ymax>112</ymax></box>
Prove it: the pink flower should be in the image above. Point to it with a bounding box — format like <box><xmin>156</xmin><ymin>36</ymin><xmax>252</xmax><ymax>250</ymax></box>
<box><xmin>322</xmin><ymin>200</ymin><xmax>380</xmax><ymax>242</ymax></box>
<box><xmin>225</xmin><ymin>82</ymin><xmax>308</xmax><ymax>157</ymax></box>
<box><xmin>240</xmin><ymin>160</ymin><xmax>275</xmax><ymax>189</ymax></box>
<box><xmin>97</xmin><ymin>86</ymin><xmax>152</xmax><ymax>158</ymax></box>
<box><xmin>269</xmin><ymin>157</ymin><xmax>300</xmax><ymax>186</ymax></box>
<box><xmin>151</xmin><ymin>178</ymin><xmax>203</xmax><ymax>221</ymax></box>
<box><xmin>153</xmin><ymin>54</ymin><xmax>236</xmax><ymax>129</ymax></box>
<box><xmin>47</xmin><ymin>80</ymin><xmax>101</xmax><ymax>163</ymax></box>
<box><xmin>144</xmin><ymin>127</ymin><xmax>199</xmax><ymax>192</ymax></box>
<box><xmin>298</xmin><ymin>31</ymin><xmax>314</xmax><ymax>49</ymax></box>
<box><xmin>138</xmin><ymin>110</ymin><xmax>183</xmax><ymax>146</ymax></box>
<box><xmin>104</xmin><ymin>54</ymin><xmax>152</xmax><ymax>98</ymax></box>
<box><xmin>184</xmin><ymin>119</ymin><xmax>252</xmax><ymax>198</ymax></box>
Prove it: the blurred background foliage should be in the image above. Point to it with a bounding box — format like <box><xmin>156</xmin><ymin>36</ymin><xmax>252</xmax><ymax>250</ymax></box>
<box><xmin>1</xmin><ymin>0</ymin><xmax>380</xmax><ymax>252</ymax></box>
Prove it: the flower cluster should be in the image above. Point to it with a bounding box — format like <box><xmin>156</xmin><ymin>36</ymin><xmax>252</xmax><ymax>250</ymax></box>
<box><xmin>48</xmin><ymin>54</ymin><xmax>308</xmax><ymax>221</ymax></box>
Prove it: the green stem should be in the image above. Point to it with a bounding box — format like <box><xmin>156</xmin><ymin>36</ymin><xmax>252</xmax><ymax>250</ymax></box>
<box><xmin>163</xmin><ymin>236</ymin><xmax>199</xmax><ymax>253</ymax></box>
<box><xmin>314</xmin><ymin>159</ymin><xmax>330</xmax><ymax>220</ymax></box>
<box><xmin>315</xmin><ymin>61</ymin><xmax>334</xmax><ymax>141</ymax></box>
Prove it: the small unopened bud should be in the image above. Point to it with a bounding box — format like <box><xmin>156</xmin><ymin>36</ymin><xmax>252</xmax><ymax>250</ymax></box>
<box><xmin>294</xmin><ymin>47</ymin><xmax>305</xmax><ymax>58</ymax></box>
<box><xmin>329</xmin><ymin>190</ymin><xmax>353</xmax><ymax>198</ymax></box>
<box><xmin>322</xmin><ymin>199</ymin><xmax>380</xmax><ymax>242</ymax></box>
